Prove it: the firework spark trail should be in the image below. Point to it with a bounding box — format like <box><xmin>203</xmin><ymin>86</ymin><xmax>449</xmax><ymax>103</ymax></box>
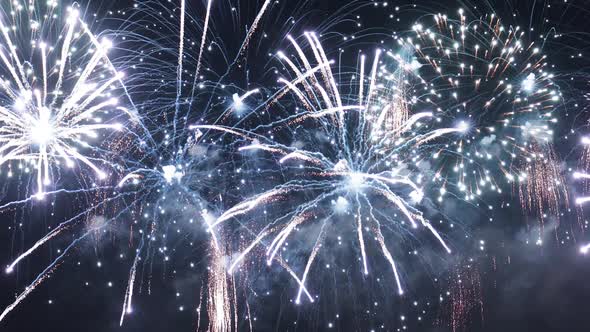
<box><xmin>210</xmin><ymin>189</ymin><xmax>285</xmax><ymax>229</ymax></box>
<box><xmin>77</xmin><ymin>22</ymin><xmax>141</xmax><ymax>124</ymax></box>
<box><xmin>294</xmin><ymin>221</ymin><xmax>327</xmax><ymax>304</ymax></box>
<box><xmin>226</xmin><ymin>206</ymin><xmax>315</xmax><ymax>302</ymax></box>
<box><xmin>574</xmin><ymin>172</ymin><xmax>590</xmax><ymax>180</ymax></box>
<box><xmin>190</xmin><ymin>125</ymin><xmax>253</xmax><ymax>140</ymax></box>
<box><xmin>1</xmin><ymin>208</ymin><xmax>126</xmax><ymax>323</ymax></box>
<box><xmin>227</xmin><ymin>228</ymin><xmax>274</xmax><ymax>274</ymax></box>
<box><xmin>120</xmin><ymin>237</ymin><xmax>144</xmax><ymax>326</ymax></box>
<box><xmin>173</xmin><ymin>0</ymin><xmax>187</xmax><ymax>141</ymax></box>
<box><xmin>196</xmin><ymin>286</ymin><xmax>204</xmax><ymax>331</ymax></box>
<box><xmin>53</xmin><ymin>10</ymin><xmax>78</xmax><ymax>99</ymax></box>
<box><xmin>225</xmin><ymin>191</ymin><xmax>333</xmax><ymax>269</ymax></box>
<box><xmin>207</xmin><ymin>240</ymin><xmax>233</xmax><ymax>332</ymax></box>
<box><xmin>185</xmin><ymin>0</ymin><xmax>273</xmax><ymax>134</ymax></box>
<box><xmin>177</xmin><ymin>0</ymin><xmax>186</xmax><ymax>94</ymax></box>
<box><xmin>1</xmin><ymin>245</ymin><xmax>79</xmax><ymax>322</ymax></box>
<box><xmin>362</xmin><ymin>195</ymin><xmax>404</xmax><ymax>295</ymax></box>
<box><xmin>356</xmin><ymin>204</ymin><xmax>369</xmax><ymax>275</ymax></box>
<box><xmin>232</xmin><ymin>89</ymin><xmax>260</xmax><ymax>109</ymax></box>
<box><xmin>6</xmin><ymin>227</ymin><xmax>69</xmax><ymax>274</ymax></box>
<box><xmin>0</xmin><ymin>187</ymin><xmax>110</xmax><ymax>211</ymax></box>
<box><xmin>187</xmin><ymin>0</ymin><xmax>213</xmax><ymax>126</ymax></box>
<box><xmin>234</xmin><ymin>0</ymin><xmax>272</xmax><ymax>59</ymax></box>
<box><xmin>118</xmin><ymin>173</ymin><xmax>144</xmax><ymax>187</ymax></box>
<box><xmin>117</xmin><ymin>168</ymin><xmax>171</xmax><ymax>188</ymax></box>
<box><xmin>576</xmin><ymin>197</ymin><xmax>590</xmax><ymax>205</ymax></box>
<box><xmin>194</xmin><ymin>0</ymin><xmax>213</xmax><ymax>81</ymax></box>
<box><xmin>0</xmin><ymin>263</ymin><xmax>61</xmax><ymax>323</ymax></box>
<box><xmin>276</xmin><ymin>259</ymin><xmax>315</xmax><ymax>302</ymax></box>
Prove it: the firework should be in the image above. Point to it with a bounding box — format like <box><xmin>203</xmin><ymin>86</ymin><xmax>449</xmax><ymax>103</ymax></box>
<box><xmin>0</xmin><ymin>2</ymin><xmax>135</xmax><ymax>198</ymax></box>
<box><xmin>402</xmin><ymin>10</ymin><xmax>567</xmax><ymax>215</ymax></box>
<box><xmin>0</xmin><ymin>1</ymin><xmax>584</xmax><ymax>330</ymax></box>
<box><xmin>0</xmin><ymin>1</ymin><xmax>139</xmax><ymax>323</ymax></box>
<box><xmin>194</xmin><ymin>31</ymin><xmax>474</xmax><ymax>300</ymax></box>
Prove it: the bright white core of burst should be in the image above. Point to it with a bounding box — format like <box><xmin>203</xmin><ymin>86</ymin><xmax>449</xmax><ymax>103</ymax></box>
<box><xmin>334</xmin><ymin>196</ymin><xmax>349</xmax><ymax>213</ymax></box>
<box><xmin>521</xmin><ymin>73</ymin><xmax>536</xmax><ymax>93</ymax></box>
<box><xmin>232</xmin><ymin>93</ymin><xmax>243</xmax><ymax>108</ymax></box>
<box><xmin>456</xmin><ymin>120</ymin><xmax>470</xmax><ymax>133</ymax></box>
<box><xmin>162</xmin><ymin>165</ymin><xmax>183</xmax><ymax>183</ymax></box>
<box><xmin>30</xmin><ymin>109</ymin><xmax>54</xmax><ymax>145</ymax></box>
<box><xmin>409</xmin><ymin>189</ymin><xmax>424</xmax><ymax>204</ymax></box>
<box><xmin>347</xmin><ymin>172</ymin><xmax>365</xmax><ymax>190</ymax></box>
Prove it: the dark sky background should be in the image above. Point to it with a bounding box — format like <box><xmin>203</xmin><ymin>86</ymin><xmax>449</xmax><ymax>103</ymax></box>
<box><xmin>2</xmin><ymin>0</ymin><xmax>590</xmax><ymax>331</ymax></box>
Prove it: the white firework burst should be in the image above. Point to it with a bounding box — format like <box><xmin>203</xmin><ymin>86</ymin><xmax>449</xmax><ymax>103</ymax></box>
<box><xmin>0</xmin><ymin>2</ymin><xmax>135</xmax><ymax>198</ymax></box>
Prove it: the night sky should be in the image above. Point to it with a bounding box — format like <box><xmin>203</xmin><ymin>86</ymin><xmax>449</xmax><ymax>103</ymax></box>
<box><xmin>2</xmin><ymin>0</ymin><xmax>590</xmax><ymax>331</ymax></box>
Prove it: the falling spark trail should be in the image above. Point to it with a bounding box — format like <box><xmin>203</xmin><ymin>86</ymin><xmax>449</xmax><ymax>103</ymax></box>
<box><xmin>0</xmin><ymin>264</ymin><xmax>60</xmax><ymax>323</ymax></box>
<box><xmin>276</xmin><ymin>260</ymin><xmax>314</xmax><ymax>303</ymax></box>
<box><xmin>211</xmin><ymin>189</ymin><xmax>283</xmax><ymax>229</ymax></box>
<box><xmin>295</xmin><ymin>222</ymin><xmax>326</xmax><ymax>304</ymax></box>
<box><xmin>173</xmin><ymin>0</ymin><xmax>186</xmax><ymax>141</ymax></box>
<box><xmin>194</xmin><ymin>0</ymin><xmax>213</xmax><ymax>82</ymax></box>
<box><xmin>235</xmin><ymin>0</ymin><xmax>272</xmax><ymax>58</ymax></box>
<box><xmin>369</xmin><ymin>207</ymin><xmax>404</xmax><ymax>295</ymax></box>
<box><xmin>119</xmin><ymin>238</ymin><xmax>144</xmax><ymax>326</ymax></box>
<box><xmin>228</xmin><ymin>229</ymin><xmax>273</xmax><ymax>274</ymax></box>
<box><xmin>118</xmin><ymin>173</ymin><xmax>143</xmax><ymax>187</ymax></box>
<box><xmin>0</xmin><ymin>187</ymin><xmax>110</xmax><ymax>210</ymax></box>
<box><xmin>356</xmin><ymin>206</ymin><xmax>369</xmax><ymax>275</ymax></box>
<box><xmin>6</xmin><ymin>227</ymin><xmax>67</xmax><ymax>274</ymax></box>
<box><xmin>359</xmin><ymin>54</ymin><xmax>365</xmax><ymax>106</ymax></box>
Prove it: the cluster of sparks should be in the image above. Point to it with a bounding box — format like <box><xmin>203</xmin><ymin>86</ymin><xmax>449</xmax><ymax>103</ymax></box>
<box><xmin>0</xmin><ymin>0</ymin><xmax>587</xmax><ymax>330</ymax></box>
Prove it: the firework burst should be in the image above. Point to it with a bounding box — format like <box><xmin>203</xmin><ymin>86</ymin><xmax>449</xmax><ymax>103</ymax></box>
<box><xmin>0</xmin><ymin>2</ymin><xmax>135</xmax><ymax>198</ymax></box>
<box><xmin>0</xmin><ymin>1</ymin><xmax>584</xmax><ymax>330</ymax></box>
<box><xmin>193</xmin><ymin>31</ymin><xmax>478</xmax><ymax>299</ymax></box>
<box><xmin>402</xmin><ymin>10</ymin><xmax>567</xmax><ymax>215</ymax></box>
<box><xmin>0</xmin><ymin>1</ymin><xmax>139</xmax><ymax>323</ymax></box>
